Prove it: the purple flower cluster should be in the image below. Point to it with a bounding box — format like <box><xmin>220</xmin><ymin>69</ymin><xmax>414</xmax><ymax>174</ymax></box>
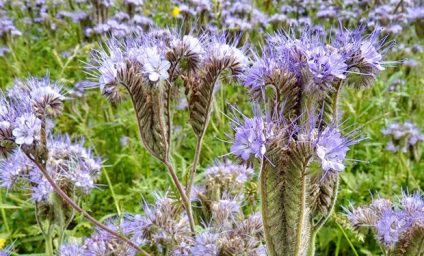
<box><xmin>382</xmin><ymin>122</ymin><xmax>424</xmax><ymax>154</ymax></box>
<box><xmin>91</xmin><ymin>29</ymin><xmax>248</xmax><ymax>101</ymax></box>
<box><xmin>59</xmin><ymin>219</ymin><xmax>137</xmax><ymax>256</ymax></box>
<box><xmin>1</xmin><ymin>0</ymin><xmax>153</xmax><ymax>44</ymax></box>
<box><xmin>231</xmin><ymin>115</ymin><xmax>272</xmax><ymax>161</ymax></box>
<box><xmin>346</xmin><ymin>191</ymin><xmax>424</xmax><ymax>251</ymax></box>
<box><xmin>250</xmin><ymin>26</ymin><xmax>391</xmax><ymax>95</ymax></box>
<box><xmin>0</xmin><ymin>75</ymin><xmax>64</xmax><ymax>156</ymax></box>
<box><xmin>0</xmin><ymin>134</ymin><xmax>102</xmax><ymax>201</ymax></box>
<box><xmin>313</xmin><ymin>127</ymin><xmax>354</xmax><ymax>173</ymax></box>
<box><xmin>0</xmin><ymin>75</ymin><xmax>101</xmax><ymax>202</ymax></box>
<box><xmin>60</xmin><ymin>157</ymin><xmax>265</xmax><ymax>255</ymax></box>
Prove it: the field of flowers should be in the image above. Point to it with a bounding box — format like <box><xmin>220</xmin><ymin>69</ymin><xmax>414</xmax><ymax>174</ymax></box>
<box><xmin>0</xmin><ymin>0</ymin><xmax>424</xmax><ymax>255</ymax></box>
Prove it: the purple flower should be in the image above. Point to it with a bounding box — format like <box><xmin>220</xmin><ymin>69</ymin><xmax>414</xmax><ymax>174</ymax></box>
<box><xmin>314</xmin><ymin>127</ymin><xmax>355</xmax><ymax>173</ymax></box>
<box><xmin>381</xmin><ymin>122</ymin><xmax>424</xmax><ymax>154</ymax></box>
<box><xmin>12</xmin><ymin>113</ymin><xmax>42</xmax><ymax>145</ymax></box>
<box><xmin>31</xmin><ymin>176</ymin><xmax>54</xmax><ymax>202</ymax></box>
<box><xmin>0</xmin><ymin>243</ymin><xmax>12</xmax><ymax>256</ymax></box>
<box><xmin>73</xmin><ymin>170</ymin><xmax>95</xmax><ymax>194</ymax></box>
<box><xmin>205</xmin><ymin>160</ymin><xmax>254</xmax><ymax>185</ymax></box>
<box><xmin>306</xmin><ymin>46</ymin><xmax>347</xmax><ymax>85</ymax></box>
<box><xmin>231</xmin><ymin>116</ymin><xmax>270</xmax><ymax>160</ymax></box>
<box><xmin>190</xmin><ymin>232</ymin><xmax>218</xmax><ymax>256</ymax></box>
<box><xmin>58</xmin><ymin>243</ymin><xmax>86</xmax><ymax>256</ymax></box>
<box><xmin>376</xmin><ymin>210</ymin><xmax>410</xmax><ymax>245</ymax></box>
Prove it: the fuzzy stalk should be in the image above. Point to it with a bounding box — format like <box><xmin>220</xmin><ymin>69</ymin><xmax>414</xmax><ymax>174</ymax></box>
<box><xmin>25</xmin><ymin>152</ymin><xmax>150</xmax><ymax>256</ymax></box>
<box><xmin>53</xmin><ymin>193</ymin><xmax>66</xmax><ymax>247</ymax></box>
<box><xmin>186</xmin><ymin>133</ymin><xmax>204</xmax><ymax>199</ymax></box>
<box><xmin>331</xmin><ymin>80</ymin><xmax>343</xmax><ymax>122</ymax></box>
<box><xmin>164</xmin><ymin>160</ymin><xmax>196</xmax><ymax>234</ymax></box>
<box><xmin>45</xmin><ymin>221</ymin><xmax>54</xmax><ymax>256</ymax></box>
<box><xmin>307</xmin><ymin>234</ymin><xmax>316</xmax><ymax>256</ymax></box>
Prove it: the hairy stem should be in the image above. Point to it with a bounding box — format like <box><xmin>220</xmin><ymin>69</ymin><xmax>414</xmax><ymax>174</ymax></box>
<box><xmin>26</xmin><ymin>153</ymin><xmax>150</xmax><ymax>256</ymax></box>
<box><xmin>54</xmin><ymin>194</ymin><xmax>66</xmax><ymax>247</ymax></box>
<box><xmin>186</xmin><ymin>133</ymin><xmax>204</xmax><ymax>199</ymax></box>
<box><xmin>307</xmin><ymin>235</ymin><xmax>315</xmax><ymax>256</ymax></box>
<box><xmin>332</xmin><ymin>80</ymin><xmax>343</xmax><ymax>122</ymax></box>
<box><xmin>34</xmin><ymin>202</ymin><xmax>47</xmax><ymax>239</ymax></box>
<box><xmin>294</xmin><ymin>157</ymin><xmax>311</xmax><ymax>255</ymax></box>
<box><xmin>416</xmin><ymin>236</ymin><xmax>424</xmax><ymax>256</ymax></box>
<box><xmin>45</xmin><ymin>221</ymin><xmax>54</xmax><ymax>256</ymax></box>
<box><xmin>164</xmin><ymin>160</ymin><xmax>196</xmax><ymax>234</ymax></box>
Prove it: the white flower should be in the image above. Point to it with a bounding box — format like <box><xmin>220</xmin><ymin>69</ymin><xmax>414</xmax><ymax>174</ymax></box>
<box><xmin>12</xmin><ymin>113</ymin><xmax>42</xmax><ymax>145</ymax></box>
<box><xmin>215</xmin><ymin>43</ymin><xmax>249</xmax><ymax>67</ymax></box>
<box><xmin>137</xmin><ymin>47</ymin><xmax>171</xmax><ymax>82</ymax></box>
<box><xmin>99</xmin><ymin>59</ymin><xmax>117</xmax><ymax>92</ymax></box>
<box><xmin>30</xmin><ymin>86</ymin><xmax>64</xmax><ymax>103</ymax></box>
<box><xmin>183</xmin><ymin>35</ymin><xmax>204</xmax><ymax>55</ymax></box>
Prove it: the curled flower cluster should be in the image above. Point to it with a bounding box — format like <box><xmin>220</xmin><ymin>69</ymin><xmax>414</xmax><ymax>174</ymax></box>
<box><xmin>249</xmin><ymin>26</ymin><xmax>391</xmax><ymax>98</ymax></box>
<box><xmin>345</xmin><ymin>191</ymin><xmax>424</xmax><ymax>253</ymax></box>
<box><xmin>204</xmin><ymin>160</ymin><xmax>254</xmax><ymax>195</ymax></box>
<box><xmin>60</xmin><ymin>160</ymin><xmax>264</xmax><ymax>255</ymax></box>
<box><xmin>0</xmin><ymin>75</ymin><xmax>64</xmax><ymax>157</ymax></box>
<box><xmin>0</xmin><ymin>75</ymin><xmax>103</xmax><ymax>250</ymax></box>
<box><xmin>231</xmin><ymin>115</ymin><xmax>273</xmax><ymax>161</ymax></box>
<box><xmin>382</xmin><ymin>122</ymin><xmax>424</xmax><ymax>157</ymax></box>
<box><xmin>91</xmin><ymin>29</ymin><xmax>247</xmax><ymax>101</ymax></box>
<box><xmin>0</xmin><ymin>134</ymin><xmax>102</xmax><ymax>202</ymax></box>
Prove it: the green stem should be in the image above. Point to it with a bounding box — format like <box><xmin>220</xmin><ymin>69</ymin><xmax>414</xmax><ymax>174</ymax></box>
<box><xmin>55</xmin><ymin>194</ymin><xmax>66</xmax><ymax>247</ymax></box>
<box><xmin>186</xmin><ymin>134</ymin><xmax>204</xmax><ymax>198</ymax></box>
<box><xmin>295</xmin><ymin>157</ymin><xmax>311</xmax><ymax>255</ymax></box>
<box><xmin>332</xmin><ymin>80</ymin><xmax>343</xmax><ymax>121</ymax></box>
<box><xmin>307</xmin><ymin>235</ymin><xmax>315</xmax><ymax>256</ymax></box>
<box><xmin>45</xmin><ymin>222</ymin><xmax>54</xmax><ymax>256</ymax></box>
<box><xmin>102</xmin><ymin>166</ymin><xmax>121</xmax><ymax>216</ymax></box>
<box><xmin>164</xmin><ymin>160</ymin><xmax>196</xmax><ymax>235</ymax></box>
<box><xmin>336</xmin><ymin>221</ymin><xmax>359</xmax><ymax>256</ymax></box>
<box><xmin>294</xmin><ymin>161</ymin><xmax>308</xmax><ymax>255</ymax></box>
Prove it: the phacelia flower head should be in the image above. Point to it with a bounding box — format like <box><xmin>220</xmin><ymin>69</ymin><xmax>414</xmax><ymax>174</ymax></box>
<box><xmin>58</xmin><ymin>243</ymin><xmax>86</xmax><ymax>256</ymax></box>
<box><xmin>12</xmin><ymin>113</ymin><xmax>42</xmax><ymax>145</ymax></box>
<box><xmin>304</xmin><ymin>45</ymin><xmax>347</xmax><ymax>93</ymax></box>
<box><xmin>376</xmin><ymin>210</ymin><xmax>411</xmax><ymax>246</ymax></box>
<box><xmin>313</xmin><ymin>126</ymin><xmax>358</xmax><ymax>173</ymax></box>
<box><xmin>190</xmin><ymin>232</ymin><xmax>218</xmax><ymax>256</ymax></box>
<box><xmin>382</xmin><ymin>121</ymin><xmax>424</xmax><ymax>160</ymax></box>
<box><xmin>0</xmin><ymin>243</ymin><xmax>13</xmax><ymax>256</ymax></box>
<box><xmin>336</xmin><ymin>26</ymin><xmax>393</xmax><ymax>88</ymax></box>
<box><xmin>345</xmin><ymin>190</ymin><xmax>424</xmax><ymax>253</ymax></box>
<box><xmin>26</xmin><ymin>75</ymin><xmax>65</xmax><ymax>117</ymax></box>
<box><xmin>208</xmin><ymin>35</ymin><xmax>250</xmax><ymax>75</ymax></box>
<box><xmin>231</xmin><ymin>115</ymin><xmax>272</xmax><ymax>161</ymax></box>
<box><xmin>137</xmin><ymin>46</ymin><xmax>171</xmax><ymax>82</ymax></box>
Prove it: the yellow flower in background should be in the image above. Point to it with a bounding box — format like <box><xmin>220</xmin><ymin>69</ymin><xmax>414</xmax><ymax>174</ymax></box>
<box><xmin>0</xmin><ymin>238</ymin><xmax>6</xmax><ymax>249</ymax></box>
<box><xmin>144</xmin><ymin>9</ymin><xmax>151</xmax><ymax>16</ymax></box>
<box><xmin>172</xmin><ymin>6</ymin><xmax>180</xmax><ymax>17</ymax></box>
